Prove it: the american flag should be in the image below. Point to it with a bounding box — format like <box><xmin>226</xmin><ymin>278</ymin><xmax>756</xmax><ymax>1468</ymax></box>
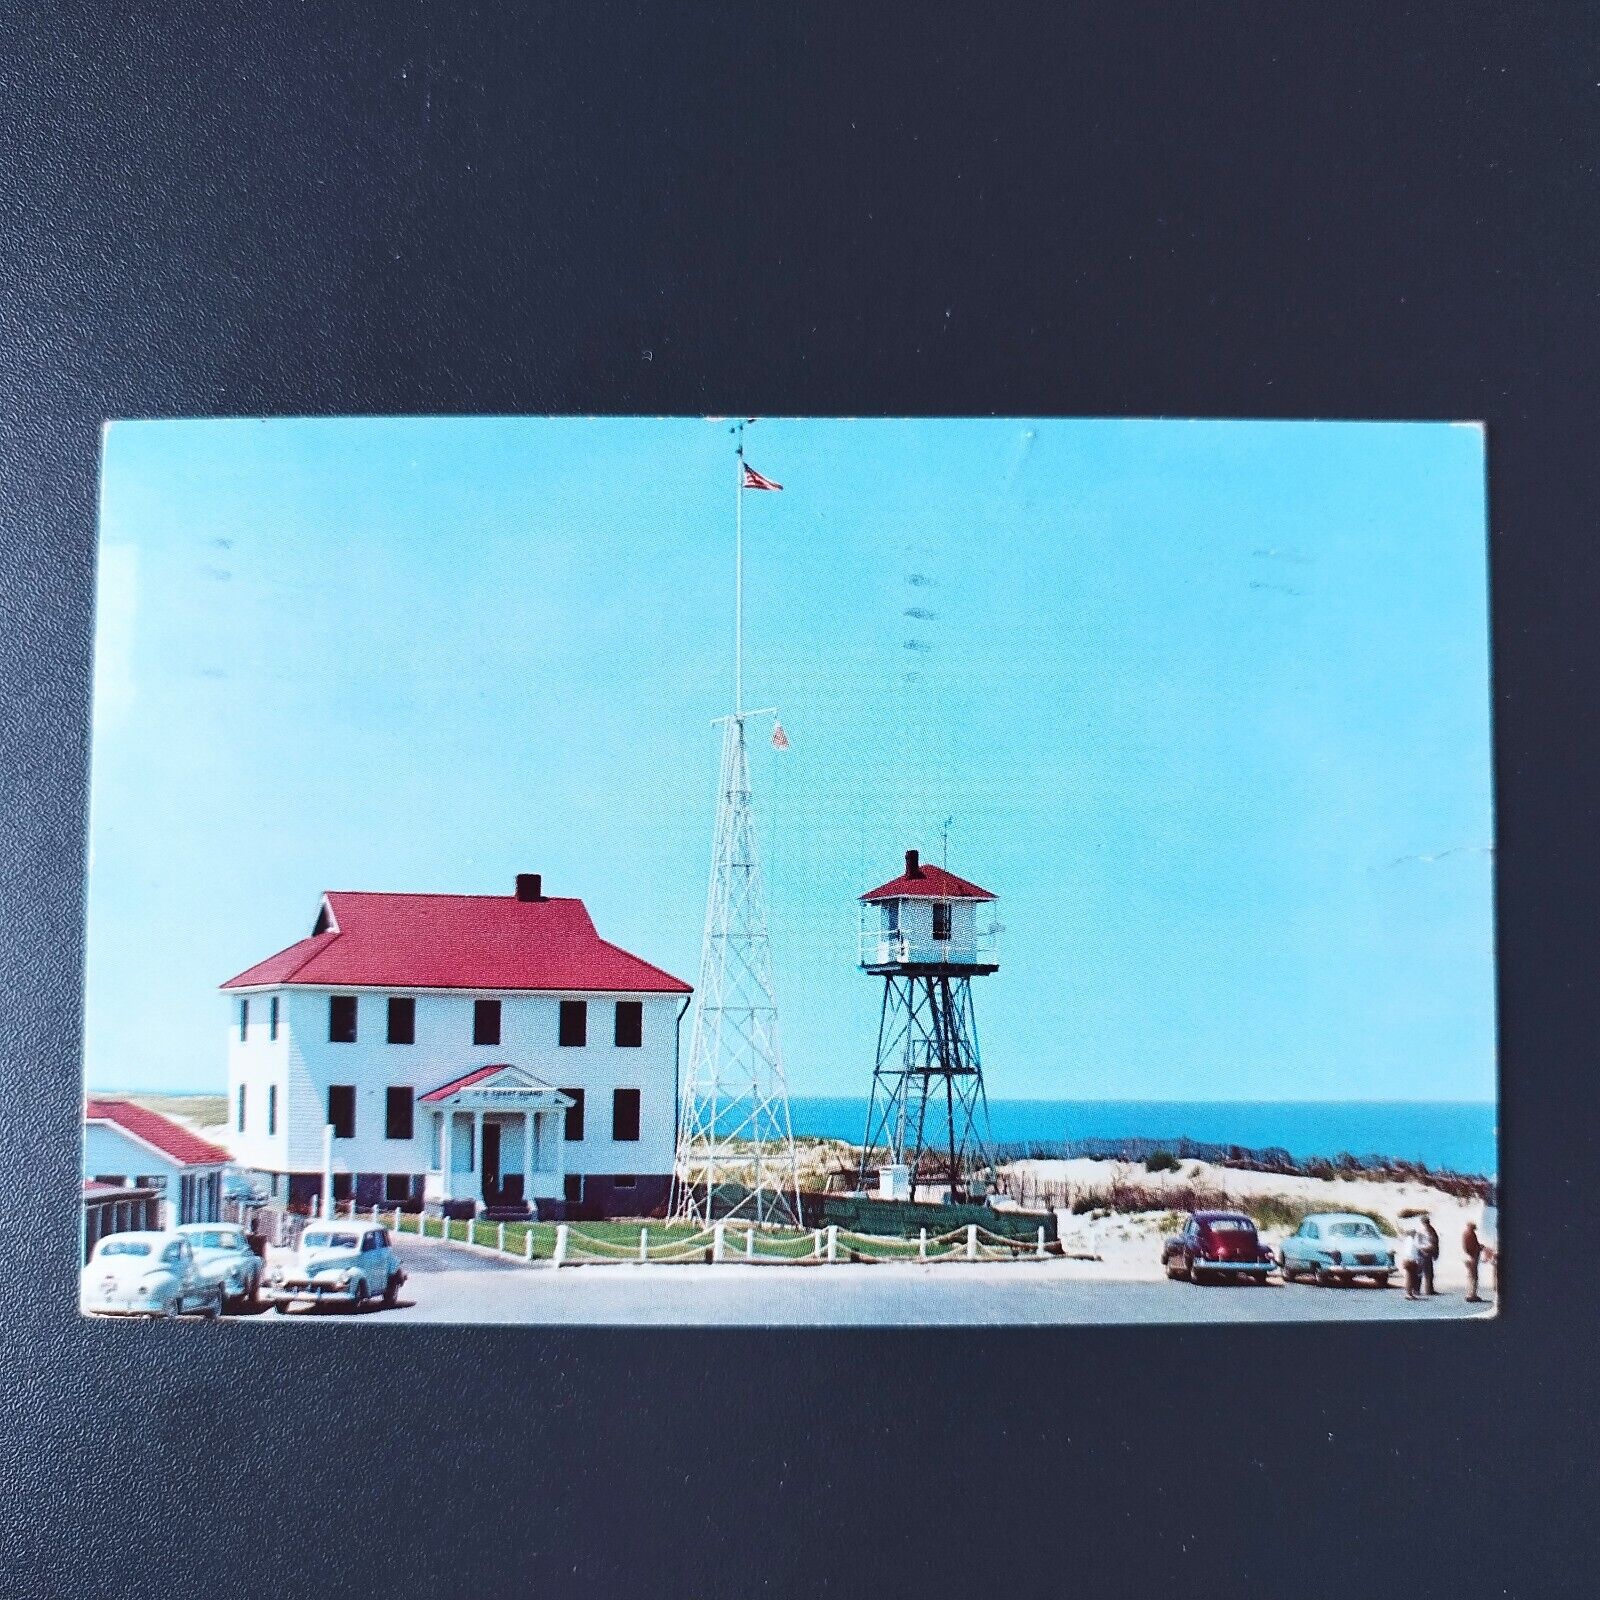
<box><xmin>741</xmin><ymin>463</ymin><xmax>782</xmax><ymax>491</ymax></box>
<box><xmin>771</xmin><ymin>721</ymin><xmax>790</xmax><ymax>751</ymax></box>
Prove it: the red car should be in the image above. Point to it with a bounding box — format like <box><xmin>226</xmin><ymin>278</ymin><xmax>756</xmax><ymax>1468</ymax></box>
<box><xmin>1161</xmin><ymin>1211</ymin><xmax>1276</xmax><ymax>1284</ymax></box>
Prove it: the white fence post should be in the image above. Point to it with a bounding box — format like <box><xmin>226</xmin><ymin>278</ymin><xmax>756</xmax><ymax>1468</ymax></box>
<box><xmin>372</xmin><ymin>1204</ymin><xmax>379</xmax><ymax>1221</ymax></box>
<box><xmin>1037</xmin><ymin>1226</ymin><xmax>1046</xmax><ymax>1260</ymax></box>
<box><xmin>497</xmin><ymin>1222</ymin><xmax>506</xmax><ymax>1254</ymax></box>
<box><xmin>553</xmin><ymin>1223</ymin><xmax>569</xmax><ymax>1267</ymax></box>
<box><xmin>524</xmin><ymin>1226</ymin><xmax>535</xmax><ymax>1262</ymax></box>
<box><xmin>919</xmin><ymin>1228</ymin><xmax>928</xmax><ymax>1261</ymax></box>
<box><xmin>745</xmin><ymin>1227</ymin><xmax>755</xmax><ymax>1261</ymax></box>
<box><xmin>813</xmin><ymin>1227</ymin><xmax>824</xmax><ymax>1259</ymax></box>
<box><xmin>826</xmin><ymin>1224</ymin><xmax>838</xmax><ymax>1263</ymax></box>
<box><xmin>639</xmin><ymin>1227</ymin><xmax>649</xmax><ymax>1263</ymax></box>
<box><xmin>713</xmin><ymin>1221</ymin><xmax>726</xmax><ymax>1263</ymax></box>
<box><xmin>966</xmin><ymin>1224</ymin><xmax>978</xmax><ymax>1261</ymax></box>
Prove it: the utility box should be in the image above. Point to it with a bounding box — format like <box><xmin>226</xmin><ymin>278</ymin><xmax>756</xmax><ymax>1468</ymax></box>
<box><xmin>878</xmin><ymin>1164</ymin><xmax>911</xmax><ymax>1201</ymax></box>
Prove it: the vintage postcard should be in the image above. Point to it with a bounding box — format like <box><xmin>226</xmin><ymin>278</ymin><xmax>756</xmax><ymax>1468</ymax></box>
<box><xmin>80</xmin><ymin>417</ymin><xmax>1497</xmax><ymax>1324</ymax></box>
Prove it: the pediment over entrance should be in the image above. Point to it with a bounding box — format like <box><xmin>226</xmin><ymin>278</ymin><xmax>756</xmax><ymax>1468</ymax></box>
<box><xmin>420</xmin><ymin>1063</ymin><xmax>573</xmax><ymax>1109</ymax></box>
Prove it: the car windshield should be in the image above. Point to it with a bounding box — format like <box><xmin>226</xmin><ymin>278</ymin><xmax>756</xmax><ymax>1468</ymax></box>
<box><xmin>188</xmin><ymin>1230</ymin><xmax>243</xmax><ymax>1250</ymax></box>
<box><xmin>1328</xmin><ymin>1221</ymin><xmax>1381</xmax><ymax>1238</ymax></box>
<box><xmin>1206</xmin><ymin>1219</ymin><xmax>1253</xmax><ymax>1233</ymax></box>
<box><xmin>303</xmin><ymin>1232</ymin><xmax>359</xmax><ymax>1251</ymax></box>
<box><xmin>98</xmin><ymin>1240</ymin><xmax>151</xmax><ymax>1257</ymax></box>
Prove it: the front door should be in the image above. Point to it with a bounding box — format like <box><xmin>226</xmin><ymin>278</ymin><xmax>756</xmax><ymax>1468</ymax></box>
<box><xmin>481</xmin><ymin>1121</ymin><xmax>501</xmax><ymax>1203</ymax></box>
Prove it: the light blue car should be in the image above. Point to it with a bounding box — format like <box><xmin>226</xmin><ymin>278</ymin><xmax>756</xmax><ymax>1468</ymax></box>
<box><xmin>1278</xmin><ymin>1213</ymin><xmax>1395</xmax><ymax>1287</ymax></box>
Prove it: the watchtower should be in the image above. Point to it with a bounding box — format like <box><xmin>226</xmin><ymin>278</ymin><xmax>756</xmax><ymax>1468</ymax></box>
<box><xmin>857</xmin><ymin>849</ymin><xmax>1000</xmax><ymax>1203</ymax></box>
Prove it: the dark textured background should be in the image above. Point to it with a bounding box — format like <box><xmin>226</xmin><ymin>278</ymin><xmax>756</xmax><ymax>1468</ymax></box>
<box><xmin>2</xmin><ymin>3</ymin><xmax>1596</xmax><ymax>1595</ymax></box>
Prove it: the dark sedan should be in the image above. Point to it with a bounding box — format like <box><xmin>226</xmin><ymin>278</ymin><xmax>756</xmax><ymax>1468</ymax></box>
<box><xmin>1161</xmin><ymin>1211</ymin><xmax>1276</xmax><ymax>1284</ymax></box>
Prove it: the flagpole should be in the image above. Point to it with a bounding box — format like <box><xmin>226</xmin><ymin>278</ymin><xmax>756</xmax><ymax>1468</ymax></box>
<box><xmin>734</xmin><ymin>421</ymin><xmax>744</xmax><ymax>719</ymax></box>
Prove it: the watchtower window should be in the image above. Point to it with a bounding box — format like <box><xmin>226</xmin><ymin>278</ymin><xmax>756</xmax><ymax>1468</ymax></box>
<box><xmin>881</xmin><ymin>903</ymin><xmax>900</xmax><ymax>935</ymax></box>
<box><xmin>933</xmin><ymin>902</ymin><xmax>952</xmax><ymax>941</ymax></box>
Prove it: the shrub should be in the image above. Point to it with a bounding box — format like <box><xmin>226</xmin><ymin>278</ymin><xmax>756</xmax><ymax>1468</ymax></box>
<box><xmin>1144</xmin><ymin>1150</ymin><xmax>1180</xmax><ymax>1173</ymax></box>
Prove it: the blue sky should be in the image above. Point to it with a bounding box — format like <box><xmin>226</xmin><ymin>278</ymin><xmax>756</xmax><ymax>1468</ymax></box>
<box><xmin>85</xmin><ymin>417</ymin><xmax>1495</xmax><ymax>1103</ymax></box>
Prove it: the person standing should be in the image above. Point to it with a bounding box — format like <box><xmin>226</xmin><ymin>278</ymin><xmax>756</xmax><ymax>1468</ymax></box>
<box><xmin>1400</xmin><ymin>1226</ymin><xmax>1423</xmax><ymax>1299</ymax></box>
<box><xmin>1463</xmin><ymin>1220</ymin><xmax>1485</xmax><ymax>1303</ymax></box>
<box><xmin>1420</xmin><ymin>1214</ymin><xmax>1440</xmax><ymax>1296</ymax></box>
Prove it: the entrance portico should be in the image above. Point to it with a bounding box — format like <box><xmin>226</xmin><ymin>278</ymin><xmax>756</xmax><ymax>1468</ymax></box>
<box><xmin>420</xmin><ymin>1065</ymin><xmax>572</xmax><ymax>1213</ymax></box>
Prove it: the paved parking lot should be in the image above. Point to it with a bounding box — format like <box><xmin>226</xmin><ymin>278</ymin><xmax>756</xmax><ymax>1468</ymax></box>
<box><xmin>245</xmin><ymin>1234</ymin><xmax>1495</xmax><ymax>1326</ymax></box>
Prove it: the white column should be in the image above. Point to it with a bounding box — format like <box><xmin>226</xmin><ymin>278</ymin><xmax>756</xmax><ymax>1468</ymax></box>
<box><xmin>438</xmin><ymin>1113</ymin><xmax>451</xmax><ymax>1203</ymax></box>
<box><xmin>472</xmin><ymin>1110</ymin><xmax>484</xmax><ymax>1210</ymax></box>
<box><xmin>321</xmin><ymin>1123</ymin><xmax>334</xmax><ymax>1220</ymax></box>
<box><xmin>554</xmin><ymin>1107</ymin><xmax>566</xmax><ymax>1189</ymax></box>
<box><xmin>522</xmin><ymin>1109</ymin><xmax>534</xmax><ymax>1200</ymax></box>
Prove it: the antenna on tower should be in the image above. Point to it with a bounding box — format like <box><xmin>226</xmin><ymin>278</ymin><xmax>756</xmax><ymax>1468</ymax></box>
<box><xmin>671</xmin><ymin>420</ymin><xmax>802</xmax><ymax>1227</ymax></box>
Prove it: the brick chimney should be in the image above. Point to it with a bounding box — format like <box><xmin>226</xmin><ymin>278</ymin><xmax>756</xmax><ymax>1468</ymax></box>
<box><xmin>904</xmin><ymin>849</ymin><xmax>922</xmax><ymax>878</ymax></box>
<box><xmin>515</xmin><ymin>873</ymin><xmax>543</xmax><ymax>902</ymax></box>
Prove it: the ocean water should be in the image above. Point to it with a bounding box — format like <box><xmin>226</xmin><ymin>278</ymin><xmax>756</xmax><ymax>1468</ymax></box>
<box><xmin>789</xmin><ymin>1098</ymin><xmax>1498</xmax><ymax>1177</ymax></box>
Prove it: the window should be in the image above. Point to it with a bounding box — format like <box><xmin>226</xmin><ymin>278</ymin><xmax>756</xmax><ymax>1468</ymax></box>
<box><xmin>269</xmin><ymin>995</ymin><xmax>279</xmax><ymax>1041</ymax></box>
<box><xmin>237</xmin><ymin>1084</ymin><xmax>247</xmax><ymax>1132</ymax></box>
<box><xmin>933</xmin><ymin>902</ymin><xmax>952</xmax><ymax>941</ymax></box>
<box><xmin>386</xmin><ymin>1086</ymin><xmax>414</xmax><ymax>1141</ymax></box>
<box><xmin>614</xmin><ymin>1000</ymin><xmax>643</xmax><ymax>1048</ymax></box>
<box><xmin>882</xmin><ymin>902</ymin><xmax>900</xmax><ymax>935</ymax></box>
<box><xmin>332</xmin><ymin>1173</ymin><xmax>353</xmax><ymax>1201</ymax></box>
<box><xmin>329</xmin><ymin>995</ymin><xmax>358</xmax><ymax>1043</ymax></box>
<box><xmin>268</xmin><ymin>1084</ymin><xmax>278</xmax><ymax>1136</ymax></box>
<box><xmin>384</xmin><ymin>1174</ymin><xmax>412</xmax><ymax>1203</ymax></box>
<box><xmin>328</xmin><ymin>1084</ymin><xmax>356</xmax><ymax>1139</ymax></box>
<box><xmin>473</xmin><ymin>998</ymin><xmax>501</xmax><ymax>1046</ymax></box>
<box><xmin>561</xmin><ymin>1089</ymin><xmax>585</xmax><ymax>1141</ymax></box>
<box><xmin>559</xmin><ymin>999</ymin><xmax>588</xmax><ymax>1047</ymax></box>
<box><xmin>613</xmin><ymin>1174</ymin><xmax>637</xmax><ymax>1190</ymax></box>
<box><xmin>238</xmin><ymin>999</ymin><xmax>249</xmax><ymax>1041</ymax></box>
<box><xmin>612</xmin><ymin>1088</ymin><xmax>641</xmax><ymax>1142</ymax></box>
<box><xmin>563</xmin><ymin>1174</ymin><xmax>583</xmax><ymax>1205</ymax></box>
<box><xmin>387</xmin><ymin>996</ymin><xmax>416</xmax><ymax>1045</ymax></box>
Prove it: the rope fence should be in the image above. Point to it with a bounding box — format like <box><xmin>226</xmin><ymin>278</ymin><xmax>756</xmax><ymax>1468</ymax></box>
<box><xmin>371</xmin><ymin>1206</ymin><xmax>1100</xmax><ymax>1269</ymax></box>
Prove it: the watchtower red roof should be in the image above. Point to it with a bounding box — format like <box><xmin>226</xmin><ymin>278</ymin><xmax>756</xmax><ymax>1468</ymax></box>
<box><xmin>85</xmin><ymin>1098</ymin><xmax>231</xmax><ymax>1167</ymax></box>
<box><xmin>860</xmin><ymin>849</ymin><xmax>996</xmax><ymax>903</ymax></box>
<box><xmin>219</xmin><ymin>885</ymin><xmax>692</xmax><ymax>995</ymax></box>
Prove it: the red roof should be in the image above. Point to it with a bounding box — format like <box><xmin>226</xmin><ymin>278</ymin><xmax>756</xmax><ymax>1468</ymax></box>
<box><xmin>219</xmin><ymin>891</ymin><xmax>692</xmax><ymax>995</ymax></box>
<box><xmin>85</xmin><ymin>1099</ymin><xmax>231</xmax><ymax>1168</ymax></box>
<box><xmin>861</xmin><ymin>862</ymin><xmax>996</xmax><ymax>903</ymax></box>
<box><xmin>420</xmin><ymin>1064</ymin><xmax>514</xmax><ymax>1103</ymax></box>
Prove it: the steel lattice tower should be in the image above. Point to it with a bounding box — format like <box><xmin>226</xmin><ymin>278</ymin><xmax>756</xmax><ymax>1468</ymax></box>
<box><xmin>856</xmin><ymin>850</ymin><xmax>1000</xmax><ymax>1203</ymax></box>
<box><xmin>671</xmin><ymin>422</ymin><xmax>801</xmax><ymax>1226</ymax></box>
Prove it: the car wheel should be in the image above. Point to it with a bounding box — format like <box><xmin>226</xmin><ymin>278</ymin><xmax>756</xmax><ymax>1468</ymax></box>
<box><xmin>163</xmin><ymin>1297</ymin><xmax>180</xmax><ymax>1319</ymax></box>
<box><xmin>383</xmin><ymin>1273</ymin><xmax>400</xmax><ymax>1307</ymax></box>
<box><xmin>1191</xmin><ymin>1263</ymin><xmax>1210</xmax><ymax>1286</ymax></box>
<box><xmin>202</xmin><ymin>1290</ymin><xmax>222</xmax><ymax>1321</ymax></box>
<box><xmin>1312</xmin><ymin>1263</ymin><xmax>1329</xmax><ymax>1287</ymax></box>
<box><xmin>351</xmin><ymin>1280</ymin><xmax>369</xmax><ymax>1314</ymax></box>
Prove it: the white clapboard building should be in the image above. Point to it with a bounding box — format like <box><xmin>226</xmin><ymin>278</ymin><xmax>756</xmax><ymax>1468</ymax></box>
<box><xmin>221</xmin><ymin>874</ymin><xmax>691</xmax><ymax>1218</ymax></box>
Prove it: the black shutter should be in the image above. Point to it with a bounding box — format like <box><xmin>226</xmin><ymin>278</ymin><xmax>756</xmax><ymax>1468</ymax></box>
<box><xmin>612</xmin><ymin>1088</ymin><xmax>641</xmax><ymax>1142</ymax></box>
<box><xmin>329</xmin><ymin>995</ymin><xmax>358</xmax><ymax>1043</ymax></box>
<box><xmin>561</xmin><ymin>1089</ymin><xmax>585</xmax><ymax>1141</ymax></box>
<box><xmin>614</xmin><ymin>1001</ymin><xmax>643</xmax><ymax>1047</ymax></box>
<box><xmin>559</xmin><ymin>1000</ymin><xmax>588</xmax><ymax>1046</ymax></box>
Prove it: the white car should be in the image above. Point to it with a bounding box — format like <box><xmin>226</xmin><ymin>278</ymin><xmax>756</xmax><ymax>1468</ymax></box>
<box><xmin>81</xmin><ymin>1232</ymin><xmax>224</xmax><ymax>1319</ymax></box>
<box><xmin>177</xmin><ymin>1222</ymin><xmax>263</xmax><ymax>1310</ymax></box>
<box><xmin>264</xmin><ymin>1224</ymin><xmax>405</xmax><ymax>1313</ymax></box>
<box><xmin>1278</xmin><ymin>1213</ymin><xmax>1396</xmax><ymax>1287</ymax></box>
